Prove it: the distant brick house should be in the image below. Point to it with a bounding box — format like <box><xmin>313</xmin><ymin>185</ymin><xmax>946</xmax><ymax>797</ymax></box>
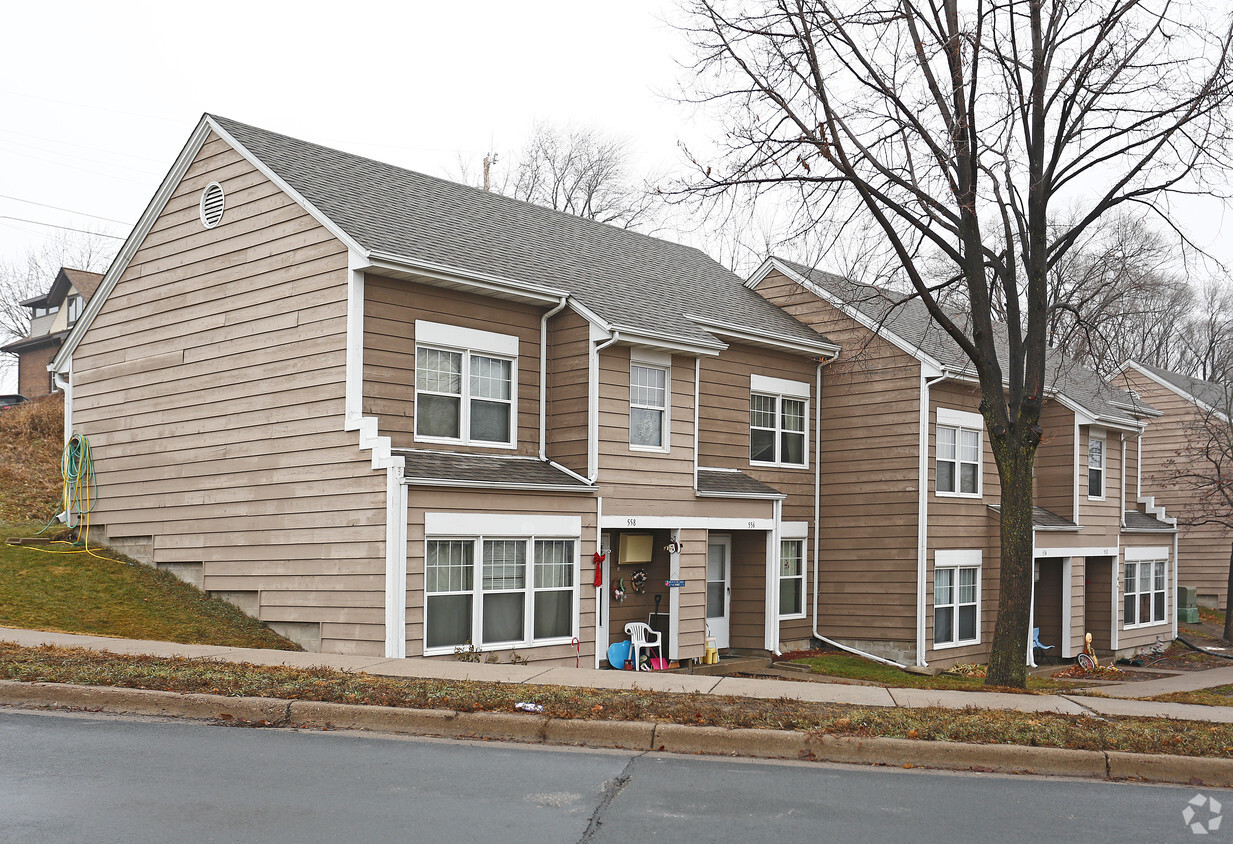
<box><xmin>2</xmin><ymin>267</ymin><xmax>103</xmax><ymax>397</ymax></box>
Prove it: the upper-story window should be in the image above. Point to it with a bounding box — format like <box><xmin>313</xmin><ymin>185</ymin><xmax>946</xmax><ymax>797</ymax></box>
<box><xmin>936</xmin><ymin>408</ymin><xmax>982</xmax><ymax>497</ymax></box>
<box><xmin>1088</xmin><ymin>432</ymin><xmax>1105</xmax><ymax>499</ymax></box>
<box><xmin>31</xmin><ymin>304</ymin><xmax>56</xmax><ymax>319</ymax></box>
<box><xmin>414</xmin><ymin>320</ymin><xmax>518</xmax><ymax>448</ymax></box>
<box><xmin>630</xmin><ymin>352</ymin><xmax>671</xmax><ymax>451</ymax></box>
<box><xmin>749</xmin><ymin>374</ymin><xmax>809</xmax><ymax>468</ymax></box>
<box><xmin>65</xmin><ymin>295</ymin><xmax>83</xmax><ymax>324</ymax></box>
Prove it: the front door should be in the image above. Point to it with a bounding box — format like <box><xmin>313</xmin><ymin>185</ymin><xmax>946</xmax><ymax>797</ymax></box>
<box><xmin>706</xmin><ymin>535</ymin><xmax>731</xmax><ymax>649</ymax></box>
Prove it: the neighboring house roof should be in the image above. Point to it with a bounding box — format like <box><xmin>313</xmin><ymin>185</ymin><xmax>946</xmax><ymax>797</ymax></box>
<box><xmin>3</xmin><ymin>267</ymin><xmax>102</xmax><ymax>355</ymax></box>
<box><xmin>763</xmin><ymin>258</ymin><xmax>1156</xmax><ymax>427</ymax></box>
<box><xmin>394</xmin><ymin>449</ymin><xmax>594</xmax><ymax>492</ymax></box>
<box><xmin>61</xmin><ymin>268</ymin><xmax>104</xmax><ymax>301</ymax></box>
<box><xmin>208</xmin><ymin>115</ymin><xmax>836</xmax><ymax>357</ymax></box>
<box><xmin>1119</xmin><ymin>361</ymin><xmax>1229</xmax><ymax>415</ymax></box>
<box><xmin>696</xmin><ymin>468</ymin><xmax>785</xmax><ymax>499</ymax></box>
<box><xmin>0</xmin><ymin>329</ymin><xmax>70</xmax><ymax>354</ymax></box>
<box><xmin>1123</xmin><ymin>510</ymin><xmax>1177</xmax><ymax>532</ymax></box>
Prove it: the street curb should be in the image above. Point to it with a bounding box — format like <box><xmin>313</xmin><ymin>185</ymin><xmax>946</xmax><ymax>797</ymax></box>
<box><xmin>4</xmin><ymin>679</ymin><xmax>1233</xmax><ymax>784</ymax></box>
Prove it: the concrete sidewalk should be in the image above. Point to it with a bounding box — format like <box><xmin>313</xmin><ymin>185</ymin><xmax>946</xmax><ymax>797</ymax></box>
<box><xmin>4</xmin><ymin>627</ymin><xmax>1233</xmax><ymax>723</ymax></box>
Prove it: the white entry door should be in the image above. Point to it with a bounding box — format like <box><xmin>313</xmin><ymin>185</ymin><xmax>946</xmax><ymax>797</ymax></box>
<box><xmin>706</xmin><ymin>536</ymin><xmax>731</xmax><ymax>649</ymax></box>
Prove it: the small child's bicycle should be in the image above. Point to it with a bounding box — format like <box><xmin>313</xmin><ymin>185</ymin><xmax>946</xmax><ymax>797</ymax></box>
<box><xmin>1076</xmin><ymin>632</ymin><xmax>1099</xmax><ymax>671</ymax></box>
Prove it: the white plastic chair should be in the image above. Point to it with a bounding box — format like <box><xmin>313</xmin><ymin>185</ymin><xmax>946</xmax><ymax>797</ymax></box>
<box><xmin>624</xmin><ymin>622</ymin><xmax>663</xmax><ymax>671</ymax></box>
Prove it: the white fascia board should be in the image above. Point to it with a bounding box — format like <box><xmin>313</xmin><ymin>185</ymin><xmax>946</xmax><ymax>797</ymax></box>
<box><xmin>1033</xmin><ymin>545</ymin><xmax>1119</xmax><ymax>558</ymax></box>
<box><xmin>600</xmin><ymin>515</ymin><xmax>775</xmax><ymax>530</ymax></box>
<box><xmin>52</xmin><ymin>117</ymin><xmax>216</xmax><ymax>374</ymax></box>
<box><xmin>1117</xmin><ymin>361</ymin><xmax>1226</xmax><ymax>421</ymax></box>
<box><xmin>362</xmin><ymin>251</ymin><xmax>568</xmax><ymax>306</ymax></box>
<box><xmin>568</xmin><ymin>299</ymin><xmax>613</xmax><ymax>334</ymax></box>
<box><xmin>751</xmin><ymin>259</ymin><xmax>949</xmax><ymax>374</ymax></box>
<box><xmin>695</xmin><ymin>491</ymin><xmax>787</xmax><ymax>500</ymax></box>
<box><xmin>682</xmin><ymin>313</ymin><xmax>839</xmax><ymax>358</ymax></box>
<box><xmin>403</xmin><ymin>478</ymin><xmax>595</xmax><ymax>494</ymax></box>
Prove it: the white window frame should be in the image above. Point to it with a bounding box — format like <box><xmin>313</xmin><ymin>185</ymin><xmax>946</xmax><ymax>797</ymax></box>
<box><xmin>749</xmin><ymin>374</ymin><xmax>810</xmax><ymax>469</ymax></box>
<box><xmin>65</xmin><ymin>295</ymin><xmax>83</xmax><ymax>324</ymax></box>
<box><xmin>933</xmin><ymin>549</ymin><xmax>981</xmax><ymax>649</ymax></box>
<box><xmin>936</xmin><ymin>408</ymin><xmax>983</xmax><ymax>499</ymax></box>
<box><xmin>1123</xmin><ymin>549</ymin><xmax>1168</xmax><ymax>629</ymax></box>
<box><xmin>413</xmin><ymin>320</ymin><xmax>518</xmax><ymax>449</ymax></box>
<box><xmin>1087</xmin><ymin>431</ymin><xmax>1106</xmax><ymax>501</ymax></box>
<box><xmin>629</xmin><ymin>351</ymin><xmax>671</xmax><ymax>452</ymax></box>
<box><xmin>778</xmin><ymin>538</ymin><xmax>806</xmax><ymax>620</ymax></box>
<box><xmin>423</xmin><ymin>533</ymin><xmax>580</xmax><ymax>655</ymax></box>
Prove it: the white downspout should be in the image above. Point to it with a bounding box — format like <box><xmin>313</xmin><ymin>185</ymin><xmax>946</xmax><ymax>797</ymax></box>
<box><xmin>538</xmin><ymin>297</ymin><xmax>568</xmax><ymax>461</ymax></box>
<box><xmin>693</xmin><ymin>357</ymin><xmax>701</xmax><ymax>491</ymax></box>
<box><xmin>808</xmin><ymin>356</ymin><xmax>903</xmax><ymax>667</ymax></box>
<box><xmin>54</xmin><ymin>361</ymin><xmax>71</xmax><ymax>442</ymax></box>
<box><xmin>1120</xmin><ymin>434</ymin><xmax>1127</xmax><ymax>529</ymax></box>
<box><xmin>915</xmin><ymin>369</ymin><xmax>949</xmax><ymax>667</ymax></box>
<box><xmin>588</xmin><ymin>331</ymin><xmax>620</xmax><ymax>483</ymax></box>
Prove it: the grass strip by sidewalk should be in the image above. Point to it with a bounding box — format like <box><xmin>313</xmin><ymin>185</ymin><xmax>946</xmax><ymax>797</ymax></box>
<box><xmin>785</xmin><ymin>653</ymin><xmax>1080</xmax><ymax>692</ymax></box>
<box><xmin>1150</xmin><ymin>688</ymin><xmax>1233</xmax><ymax>708</ymax></box>
<box><xmin>4</xmin><ymin>642</ymin><xmax>1233</xmax><ymax>758</ymax></box>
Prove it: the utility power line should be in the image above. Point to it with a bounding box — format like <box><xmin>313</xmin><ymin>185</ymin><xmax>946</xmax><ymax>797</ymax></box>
<box><xmin>0</xmin><ymin>194</ymin><xmax>130</xmax><ymax>226</ymax></box>
<box><xmin>0</xmin><ymin>216</ymin><xmax>125</xmax><ymax>239</ymax></box>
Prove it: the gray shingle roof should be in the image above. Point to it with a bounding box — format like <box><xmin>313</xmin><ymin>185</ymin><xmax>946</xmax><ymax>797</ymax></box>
<box><xmin>1126</xmin><ymin>361</ymin><xmax>1229</xmax><ymax>411</ymax></box>
<box><xmin>1123</xmin><ymin>510</ymin><xmax>1175</xmax><ymax>531</ymax></box>
<box><xmin>987</xmin><ymin>505</ymin><xmax>1079</xmax><ymax>530</ymax></box>
<box><xmin>696</xmin><ymin>468</ymin><xmax>784</xmax><ymax>498</ymax></box>
<box><xmin>210</xmin><ymin>116</ymin><xmax>833</xmax><ymax>353</ymax></box>
<box><xmin>776</xmin><ymin>259</ymin><xmax>1155</xmax><ymax>426</ymax></box>
<box><xmin>395</xmin><ymin>450</ymin><xmax>594</xmax><ymax>491</ymax></box>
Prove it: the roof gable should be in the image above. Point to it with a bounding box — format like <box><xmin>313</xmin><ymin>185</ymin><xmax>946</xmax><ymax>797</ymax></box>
<box><xmin>1120</xmin><ymin>361</ymin><xmax>1229</xmax><ymax>415</ymax></box>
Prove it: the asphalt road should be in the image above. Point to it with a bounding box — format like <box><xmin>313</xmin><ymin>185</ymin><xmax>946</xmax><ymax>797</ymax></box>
<box><xmin>0</xmin><ymin>708</ymin><xmax>1223</xmax><ymax>843</ymax></box>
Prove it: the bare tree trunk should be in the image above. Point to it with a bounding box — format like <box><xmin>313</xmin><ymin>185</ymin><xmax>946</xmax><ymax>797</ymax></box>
<box><xmin>1223</xmin><ymin>543</ymin><xmax>1233</xmax><ymax>643</ymax></box>
<box><xmin>987</xmin><ymin>446</ymin><xmax>1034</xmax><ymax>687</ymax></box>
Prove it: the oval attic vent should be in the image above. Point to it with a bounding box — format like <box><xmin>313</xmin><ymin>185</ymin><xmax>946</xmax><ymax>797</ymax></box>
<box><xmin>200</xmin><ymin>182</ymin><xmax>225</xmax><ymax>228</ymax></box>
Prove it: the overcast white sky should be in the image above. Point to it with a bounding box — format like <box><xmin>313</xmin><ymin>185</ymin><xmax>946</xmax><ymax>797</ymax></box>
<box><xmin>2</xmin><ymin>0</ymin><xmax>1231</xmax><ymax>393</ymax></box>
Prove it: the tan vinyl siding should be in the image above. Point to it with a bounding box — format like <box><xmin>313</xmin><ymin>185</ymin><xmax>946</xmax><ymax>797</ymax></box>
<box><xmin>546</xmin><ymin>308</ymin><xmax>590</xmax><ymax>475</ymax></box>
<box><xmin>1076</xmin><ymin>426</ymin><xmax>1122</xmax><ymax>543</ymax></box>
<box><xmin>1121</xmin><ymin>369</ymin><xmax>1231</xmax><ymax>606</ymax></box>
<box><xmin>363</xmin><ymin>275</ymin><xmax>543</xmax><ymax>454</ymax></box>
<box><xmin>754</xmin><ymin>270</ymin><xmax>919</xmax><ymax>653</ymax></box>
<box><xmin>71</xmin><ymin>132</ymin><xmax>388</xmax><ymax>655</ymax></box>
<box><xmin>406</xmin><ymin>490</ymin><xmax>597</xmax><ymax>663</ymax></box>
<box><xmin>1034</xmin><ymin>402</ymin><xmax>1076</xmax><ymax>520</ymax></box>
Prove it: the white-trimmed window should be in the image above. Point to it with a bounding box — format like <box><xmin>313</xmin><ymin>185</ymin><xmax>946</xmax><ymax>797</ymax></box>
<box><xmin>749</xmin><ymin>374</ymin><xmax>809</xmax><ymax>468</ymax></box>
<box><xmin>630</xmin><ymin>360</ymin><xmax>669</xmax><ymax>450</ymax></box>
<box><xmin>414</xmin><ymin>320</ymin><xmax>517</xmax><ymax>447</ymax></box>
<box><xmin>1088</xmin><ymin>432</ymin><xmax>1105</xmax><ymax>499</ymax></box>
<box><xmin>779</xmin><ymin>539</ymin><xmax>805</xmax><ymax>618</ymax></box>
<box><xmin>937</xmin><ymin>408</ymin><xmax>982</xmax><ymax>497</ymax></box>
<box><xmin>425</xmin><ymin>535</ymin><xmax>578</xmax><ymax>651</ymax></box>
<box><xmin>1124</xmin><ymin>556</ymin><xmax>1167</xmax><ymax>627</ymax></box>
<box><xmin>934</xmin><ymin>550</ymin><xmax>980</xmax><ymax>647</ymax></box>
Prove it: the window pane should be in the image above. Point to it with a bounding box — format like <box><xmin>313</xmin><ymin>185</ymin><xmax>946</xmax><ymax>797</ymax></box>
<box><xmin>750</xmin><ymin>428</ymin><xmax>775</xmax><ymax>462</ymax></box>
<box><xmin>470</xmin><ymin>355</ymin><xmax>511</xmax><ymax>400</ymax></box>
<box><xmin>534</xmin><ymin>540</ymin><xmax>574</xmax><ymax>588</ymax></box>
<box><xmin>781</xmin><ymin>431</ymin><xmax>805</xmax><ymax>465</ymax></box>
<box><xmin>934</xmin><ymin>607</ymin><xmax>954</xmax><ymax>644</ymax></box>
<box><xmin>706</xmin><ymin>582</ymin><xmax>725</xmax><ymax>618</ymax></box>
<box><xmin>1124</xmin><ymin>564</ymin><xmax>1136</xmax><ymax>592</ymax></box>
<box><xmin>1139</xmin><ymin>594</ymin><xmax>1151</xmax><ymax>625</ymax></box>
<box><xmin>482</xmin><ymin>540</ymin><xmax>526</xmax><ymax>590</ymax></box>
<box><xmin>934</xmin><ymin>568</ymin><xmax>953</xmax><ymax>606</ymax></box>
<box><xmin>780</xmin><ymin>576</ymin><xmax>803</xmax><ymax>616</ymax></box>
<box><xmin>1154</xmin><ymin>561</ymin><xmax>1165</xmax><ymax>591</ymax></box>
<box><xmin>416</xmin><ymin>348</ymin><xmax>462</xmax><ymax>393</ymax></box>
<box><xmin>707</xmin><ymin>543</ymin><xmax>727</xmax><ymax>581</ymax></box>
<box><xmin>959</xmin><ymin>463</ymin><xmax>979</xmax><ymax>494</ymax></box>
<box><xmin>937</xmin><ymin>460</ymin><xmax>955</xmax><ymax>493</ymax></box>
<box><xmin>630</xmin><ymin>407</ymin><xmax>663</xmax><ymax>447</ymax></box>
<box><xmin>631</xmin><ymin>365</ymin><xmax>666</xmax><ymax>408</ymax></box>
<box><xmin>482</xmin><ymin>592</ymin><xmax>524</xmax><ymax>643</ymax></box>
<box><xmin>534</xmin><ymin>590</ymin><xmax>572</xmax><ymax>639</ymax></box>
<box><xmin>1153</xmin><ymin>592</ymin><xmax>1165</xmax><ymax>622</ymax></box>
<box><xmin>958</xmin><ymin>568</ymin><xmax>977</xmax><ymax>604</ymax></box>
<box><xmin>417</xmin><ymin>394</ymin><xmax>461</xmax><ymax>439</ymax></box>
<box><xmin>959</xmin><ymin>429</ymin><xmax>980</xmax><ymax>462</ymax></box>
<box><xmin>781</xmin><ymin>399</ymin><xmax>805</xmax><ymax>433</ymax></box>
<box><xmin>426</xmin><ymin>540</ymin><xmax>472</xmax><ymax>593</ymax></box>
<box><xmin>750</xmin><ymin>394</ymin><xmax>776</xmax><ymax>428</ymax></box>
<box><xmin>958</xmin><ymin>605</ymin><xmax>977</xmax><ymax>641</ymax></box>
<box><xmin>426</xmin><ymin>594</ymin><xmax>471</xmax><ymax>649</ymax></box>
<box><xmin>470</xmin><ymin>399</ymin><xmax>510</xmax><ymax>443</ymax></box>
<box><xmin>1089</xmin><ymin>438</ymin><xmax>1103</xmax><ymax>468</ymax></box>
<box><xmin>937</xmin><ymin>426</ymin><xmax>956</xmax><ymax>460</ymax></box>
<box><xmin>780</xmin><ymin>541</ymin><xmax>803</xmax><ymax>577</ymax></box>
<box><xmin>1125</xmin><ymin>594</ymin><xmax>1136</xmax><ymax>625</ymax></box>
<box><xmin>1089</xmin><ymin>468</ymin><xmax>1102</xmax><ymax>498</ymax></box>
